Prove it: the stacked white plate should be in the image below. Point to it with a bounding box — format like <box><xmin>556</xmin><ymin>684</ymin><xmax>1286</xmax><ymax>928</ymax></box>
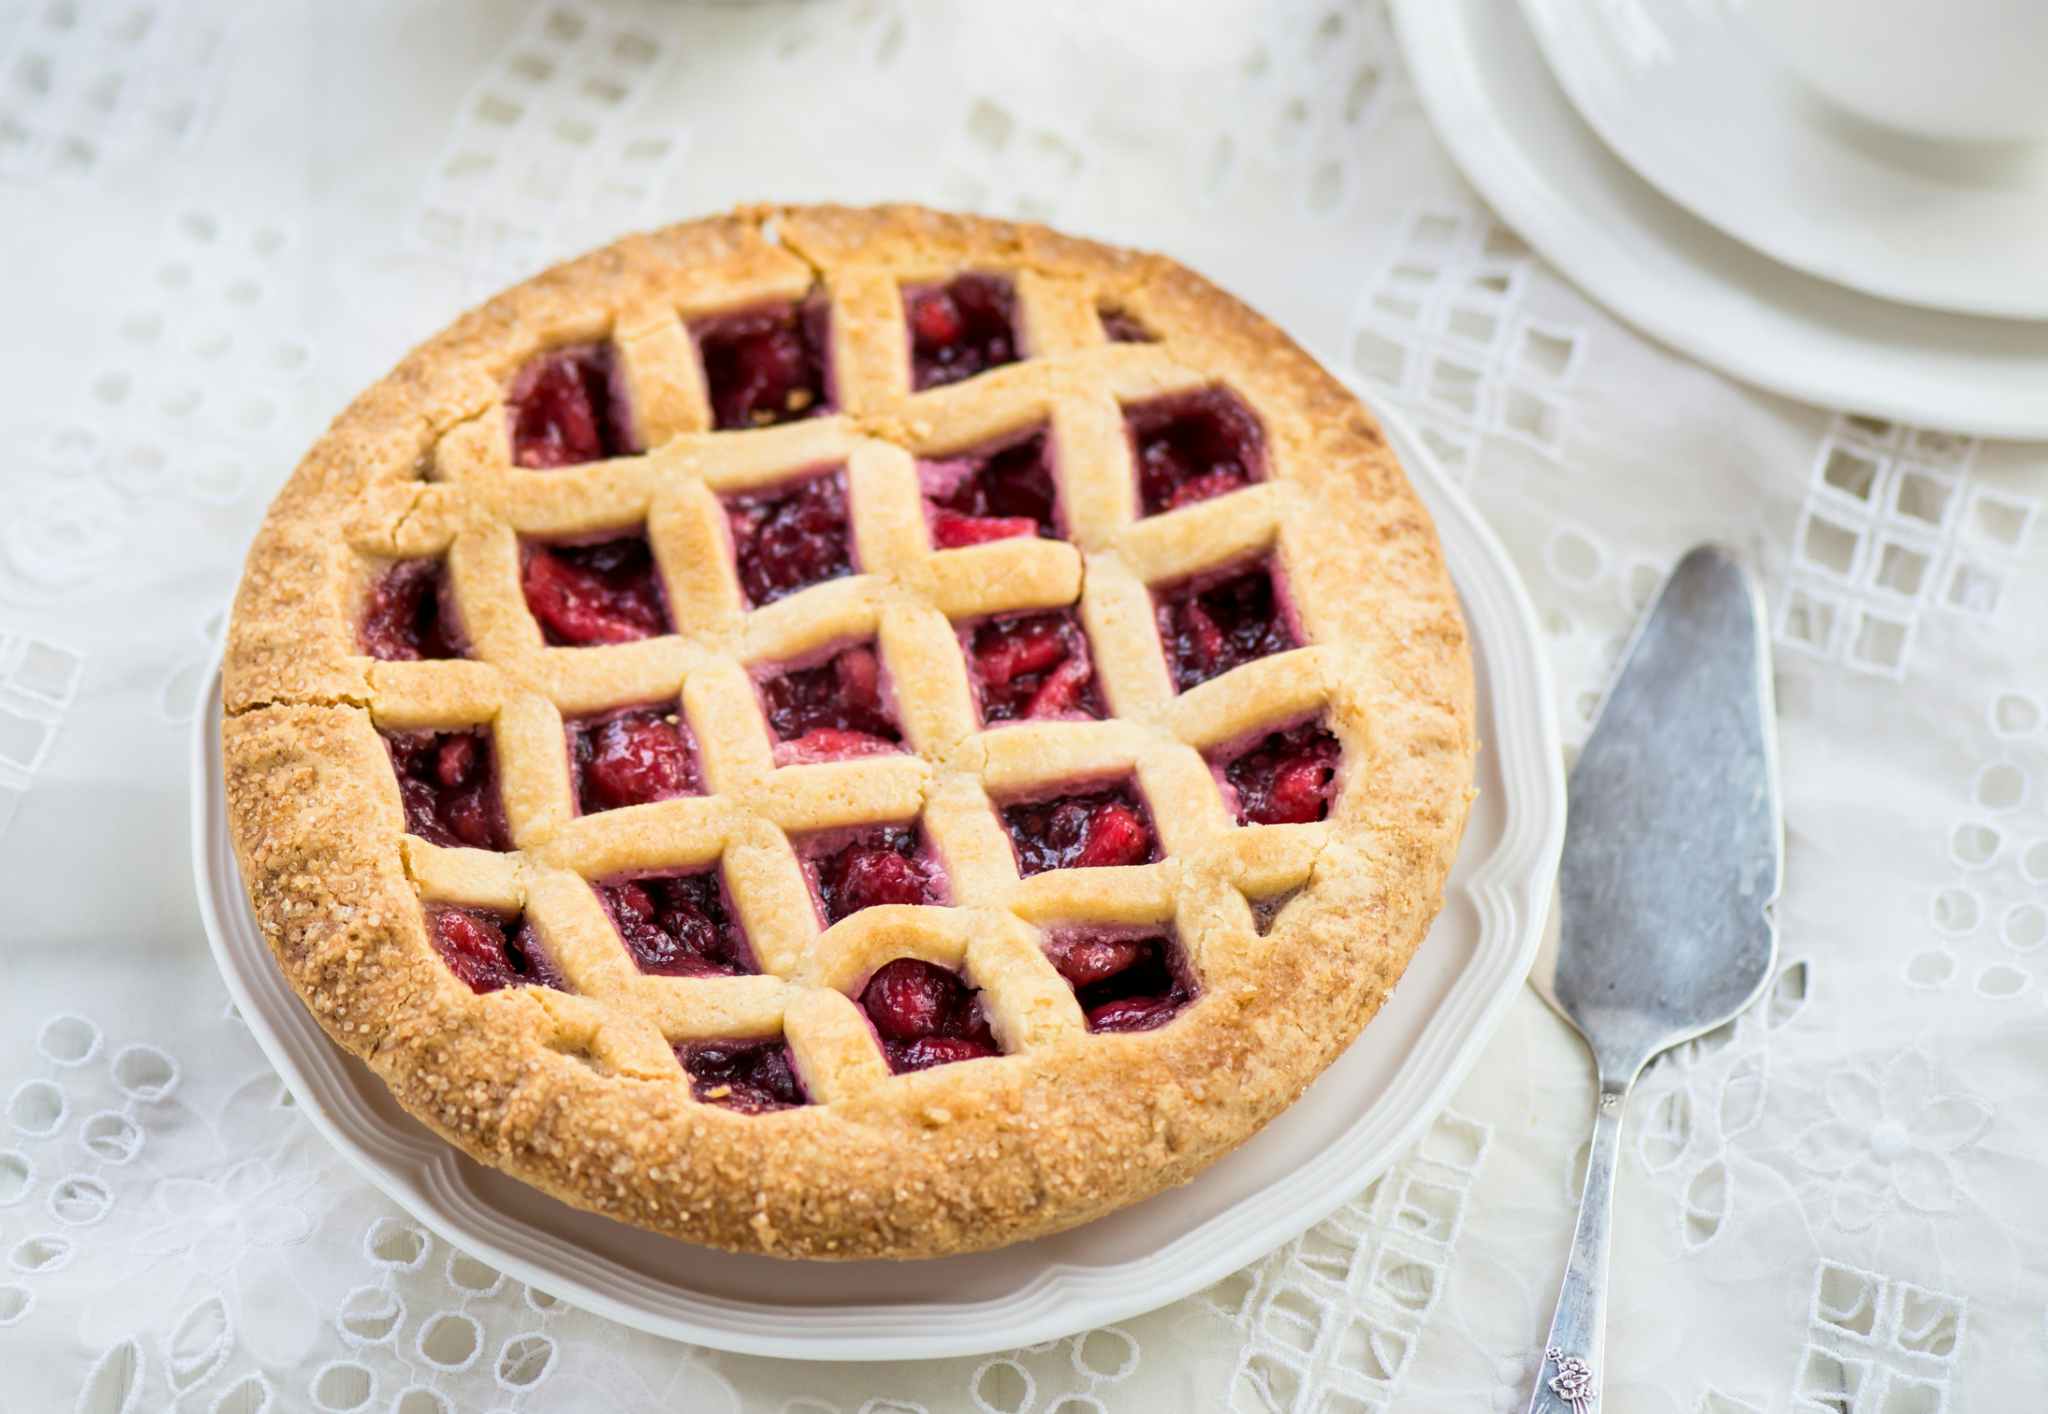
<box><xmin>1392</xmin><ymin>0</ymin><xmax>2048</xmax><ymax>438</ymax></box>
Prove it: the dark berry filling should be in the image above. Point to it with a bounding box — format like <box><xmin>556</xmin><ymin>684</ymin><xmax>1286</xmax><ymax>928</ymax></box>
<box><xmin>597</xmin><ymin>872</ymin><xmax>753</xmax><ymax>977</ymax></box>
<box><xmin>693</xmin><ymin>300</ymin><xmax>831</xmax><ymax>431</ymax></box>
<box><xmin>857</xmin><ymin>957</ymin><xmax>1000</xmax><ymax>1073</ymax></box>
<box><xmin>1156</xmin><ymin>561</ymin><xmax>1297</xmax><ymax>691</ymax></box>
<box><xmin>361</xmin><ymin>558</ymin><xmax>465</xmax><ymax>661</ymax></box>
<box><xmin>1099</xmin><ymin>305</ymin><xmax>1156</xmax><ymax>344</ymax></box>
<box><xmin>427</xmin><ymin>906</ymin><xmax>567</xmax><ymax>994</ymax></box>
<box><xmin>508</xmin><ymin>344</ymin><xmax>636</xmax><ymax>469</ymax></box>
<box><xmin>521</xmin><ymin>535</ymin><xmax>671</xmax><ymax>646</ymax></box>
<box><xmin>1127</xmin><ymin>387</ymin><xmax>1264</xmax><ymax>516</ymax></box>
<box><xmin>680</xmin><ymin>1038</ymin><xmax>807</xmax><ymax>1112</ymax></box>
<box><xmin>386</xmin><ymin>730</ymin><xmax>510</xmax><ymax>851</ymax></box>
<box><xmin>905</xmin><ymin>274</ymin><xmax>1019</xmax><ymax>391</ymax></box>
<box><xmin>920</xmin><ymin>429</ymin><xmax>1058</xmax><ymax>547</ymax></box>
<box><xmin>808</xmin><ymin>826</ymin><xmax>942</xmax><ymax>924</ymax></box>
<box><xmin>1045</xmin><ymin>930</ymin><xmax>1193</xmax><ymax>1033</ymax></box>
<box><xmin>759</xmin><ymin>642</ymin><xmax>902</xmax><ymax>763</ymax></box>
<box><xmin>570</xmin><ymin>708</ymin><xmax>700</xmax><ymax>813</ymax></box>
<box><xmin>1248</xmin><ymin>890</ymin><xmax>1296</xmax><ymax>935</ymax></box>
<box><xmin>727</xmin><ymin>471</ymin><xmax>854</xmax><ymax>607</ymax></box>
<box><xmin>1222</xmin><ymin>721</ymin><xmax>1341</xmax><ymax>825</ymax></box>
<box><xmin>1001</xmin><ymin>782</ymin><xmax>1159</xmax><ymax>876</ymax></box>
<box><xmin>965</xmin><ymin>609</ymin><xmax>1104</xmax><ymax>723</ymax></box>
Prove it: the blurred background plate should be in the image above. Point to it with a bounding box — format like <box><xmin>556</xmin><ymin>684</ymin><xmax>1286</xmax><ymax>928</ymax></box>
<box><xmin>1520</xmin><ymin>0</ymin><xmax>2048</xmax><ymax>320</ymax></box>
<box><xmin>1396</xmin><ymin>0</ymin><xmax>2048</xmax><ymax>438</ymax></box>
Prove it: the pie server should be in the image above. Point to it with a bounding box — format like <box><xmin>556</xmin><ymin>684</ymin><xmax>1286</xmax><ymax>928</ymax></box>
<box><xmin>1524</xmin><ymin>544</ymin><xmax>1783</xmax><ymax>1413</ymax></box>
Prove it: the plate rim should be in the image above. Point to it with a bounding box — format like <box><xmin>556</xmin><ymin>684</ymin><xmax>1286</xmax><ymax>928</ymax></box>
<box><xmin>1393</xmin><ymin>0</ymin><xmax>2048</xmax><ymax>441</ymax></box>
<box><xmin>1519</xmin><ymin>0</ymin><xmax>2048</xmax><ymax>321</ymax></box>
<box><xmin>188</xmin><ymin>390</ymin><xmax>1565</xmax><ymax>1361</ymax></box>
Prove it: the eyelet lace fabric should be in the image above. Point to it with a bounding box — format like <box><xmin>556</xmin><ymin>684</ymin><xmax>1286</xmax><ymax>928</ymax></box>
<box><xmin>3</xmin><ymin>0</ymin><xmax>2046</xmax><ymax>1408</ymax></box>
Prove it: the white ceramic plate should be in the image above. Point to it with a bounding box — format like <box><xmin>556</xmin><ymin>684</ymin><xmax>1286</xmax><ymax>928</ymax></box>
<box><xmin>188</xmin><ymin>393</ymin><xmax>1564</xmax><ymax>1361</ymax></box>
<box><xmin>1394</xmin><ymin>0</ymin><xmax>2048</xmax><ymax>440</ymax></box>
<box><xmin>1520</xmin><ymin>0</ymin><xmax>2048</xmax><ymax>320</ymax></box>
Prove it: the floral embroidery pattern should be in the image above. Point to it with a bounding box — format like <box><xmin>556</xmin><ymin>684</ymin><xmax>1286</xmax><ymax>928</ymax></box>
<box><xmin>135</xmin><ymin>1158</ymin><xmax>314</xmax><ymax>1274</ymax></box>
<box><xmin>1793</xmin><ymin>1051</ymin><xmax>1993</xmax><ymax>1231</ymax></box>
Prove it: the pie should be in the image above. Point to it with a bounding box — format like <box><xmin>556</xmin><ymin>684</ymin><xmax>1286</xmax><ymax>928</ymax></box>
<box><xmin>221</xmin><ymin>204</ymin><xmax>1476</xmax><ymax>1260</ymax></box>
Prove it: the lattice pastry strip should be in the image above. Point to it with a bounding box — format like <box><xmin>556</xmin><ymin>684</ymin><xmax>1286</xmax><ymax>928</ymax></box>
<box><xmin>1012</xmin><ymin>270</ymin><xmax>1104</xmax><ymax>361</ymax></box>
<box><xmin>817</xmin><ymin>266</ymin><xmax>914</xmax><ymax>415</ymax></box>
<box><xmin>684</xmin><ymin>415</ymin><xmax>855</xmax><ymax>496</ymax></box>
<box><xmin>478</xmin><ymin>453</ymin><xmax>671</xmax><ymax>536</ymax></box>
<box><xmin>1045</xmin><ymin>392</ymin><xmax>1135</xmax><ymax>552</ymax></box>
<box><xmin>1077</xmin><ymin>552</ymin><xmax>1177</xmax><ymax>721</ymax></box>
<box><xmin>780</xmin><ymin>988</ymin><xmax>890</xmax><ymax>1103</ymax></box>
<box><xmin>683</xmin><ymin>656</ymin><xmax>779</xmax><ymax>791</ymax></box>
<box><xmin>365</xmin><ymin>659</ymin><xmax>505</xmax><ymax>731</ymax></box>
<box><xmin>612</xmin><ymin>316</ymin><xmax>708</xmax><ymax>447</ymax></box>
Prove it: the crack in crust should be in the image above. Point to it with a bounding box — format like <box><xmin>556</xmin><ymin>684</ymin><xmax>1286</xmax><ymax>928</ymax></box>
<box><xmin>221</xmin><ymin>203</ymin><xmax>1477</xmax><ymax>1260</ymax></box>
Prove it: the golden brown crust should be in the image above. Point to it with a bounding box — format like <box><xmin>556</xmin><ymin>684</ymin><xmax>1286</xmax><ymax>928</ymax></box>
<box><xmin>221</xmin><ymin>204</ymin><xmax>1476</xmax><ymax>1259</ymax></box>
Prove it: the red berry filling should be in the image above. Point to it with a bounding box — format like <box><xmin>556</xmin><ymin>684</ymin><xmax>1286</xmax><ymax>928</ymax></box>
<box><xmin>597</xmin><ymin>871</ymin><xmax>753</xmax><ymax>977</ymax></box>
<box><xmin>1099</xmin><ymin>305</ymin><xmax>1156</xmax><ymax>344</ymax></box>
<box><xmin>521</xmin><ymin>535</ymin><xmax>671</xmax><ymax>646</ymax></box>
<box><xmin>857</xmin><ymin>957</ymin><xmax>1000</xmax><ymax>1073</ymax></box>
<box><xmin>905</xmin><ymin>274</ymin><xmax>1019</xmax><ymax>391</ymax></box>
<box><xmin>759</xmin><ymin>642</ymin><xmax>902</xmax><ymax>763</ymax></box>
<box><xmin>726</xmin><ymin>471</ymin><xmax>854</xmax><ymax>607</ymax></box>
<box><xmin>1044</xmin><ymin>929</ymin><xmax>1194</xmax><ymax>1033</ymax></box>
<box><xmin>386</xmin><ymin>730</ymin><xmax>511</xmax><ymax>851</ymax></box>
<box><xmin>361</xmin><ymin>559</ymin><xmax>465</xmax><ymax>661</ymax></box>
<box><xmin>427</xmin><ymin>906</ymin><xmax>567</xmax><ymax>994</ymax></box>
<box><xmin>920</xmin><ymin>429</ymin><xmax>1058</xmax><ymax>547</ymax></box>
<box><xmin>964</xmin><ymin>609</ymin><xmax>1104</xmax><ymax>723</ymax></box>
<box><xmin>1001</xmin><ymin>782</ymin><xmax>1159</xmax><ymax>876</ymax></box>
<box><xmin>570</xmin><ymin>708</ymin><xmax>701</xmax><ymax>813</ymax></box>
<box><xmin>508</xmin><ymin>344</ymin><xmax>637</xmax><ymax>469</ymax></box>
<box><xmin>1126</xmin><ymin>387</ymin><xmax>1264</xmax><ymax>516</ymax></box>
<box><xmin>807</xmin><ymin>825</ymin><xmax>943</xmax><ymax>924</ymax></box>
<box><xmin>1156</xmin><ymin>561</ymin><xmax>1297</xmax><ymax>691</ymax></box>
<box><xmin>1220</xmin><ymin>721</ymin><xmax>1341</xmax><ymax>826</ymax></box>
<box><xmin>679</xmin><ymin>1038</ymin><xmax>807</xmax><ymax>1112</ymax></box>
<box><xmin>693</xmin><ymin>301</ymin><xmax>831</xmax><ymax>431</ymax></box>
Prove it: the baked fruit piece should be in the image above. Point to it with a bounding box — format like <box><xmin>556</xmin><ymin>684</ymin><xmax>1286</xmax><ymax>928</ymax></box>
<box><xmin>220</xmin><ymin>204</ymin><xmax>1476</xmax><ymax>1261</ymax></box>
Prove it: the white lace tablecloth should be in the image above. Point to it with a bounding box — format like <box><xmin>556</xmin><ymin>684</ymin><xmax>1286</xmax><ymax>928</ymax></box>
<box><xmin>5</xmin><ymin>2</ymin><xmax>2046</xmax><ymax>1409</ymax></box>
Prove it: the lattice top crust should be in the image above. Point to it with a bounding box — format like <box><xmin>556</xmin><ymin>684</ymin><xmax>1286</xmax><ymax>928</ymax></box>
<box><xmin>221</xmin><ymin>205</ymin><xmax>1476</xmax><ymax>1259</ymax></box>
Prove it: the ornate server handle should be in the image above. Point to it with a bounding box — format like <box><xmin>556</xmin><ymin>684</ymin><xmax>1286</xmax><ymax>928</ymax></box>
<box><xmin>1524</xmin><ymin>1082</ymin><xmax>1628</xmax><ymax>1414</ymax></box>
